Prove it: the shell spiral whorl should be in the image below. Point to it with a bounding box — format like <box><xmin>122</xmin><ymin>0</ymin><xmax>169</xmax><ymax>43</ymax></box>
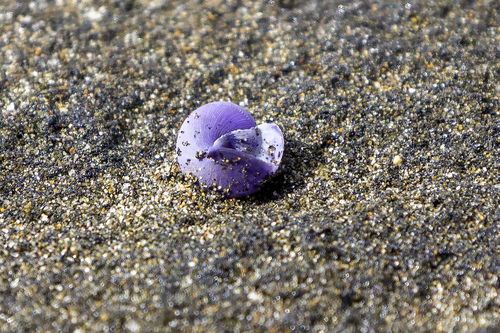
<box><xmin>176</xmin><ymin>101</ymin><xmax>284</xmax><ymax>198</ymax></box>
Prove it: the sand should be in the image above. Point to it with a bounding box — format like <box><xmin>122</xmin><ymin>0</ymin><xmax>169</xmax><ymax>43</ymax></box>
<box><xmin>1</xmin><ymin>0</ymin><xmax>499</xmax><ymax>332</ymax></box>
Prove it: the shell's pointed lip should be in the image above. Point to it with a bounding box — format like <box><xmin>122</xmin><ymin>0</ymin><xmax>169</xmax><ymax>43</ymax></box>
<box><xmin>206</xmin><ymin>146</ymin><xmax>251</xmax><ymax>162</ymax></box>
<box><xmin>206</xmin><ymin>146</ymin><xmax>275</xmax><ymax>173</ymax></box>
<box><xmin>206</xmin><ymin>123</ymin><xmax>284</xmax><ymax>171</ymax></box>
<box><xmin>206</xmin><ymin>136</ymin><xmax>234</xmax><ymax>159</ymax></box>
<box><xmin>206</xmin><ymin>146</ymin><xmax>225</xmax><ymax>160</ymax></box>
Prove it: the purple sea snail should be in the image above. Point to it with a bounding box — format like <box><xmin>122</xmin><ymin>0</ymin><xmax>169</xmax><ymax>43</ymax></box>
<box><xmin>176</xmin><ymin>101</ymin><xmax>284</xmax><ymax>198</ymax></box>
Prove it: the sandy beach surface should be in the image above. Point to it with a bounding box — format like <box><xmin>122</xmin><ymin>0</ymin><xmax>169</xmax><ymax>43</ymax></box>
<box><xmin>1</xmin><ymin>0</ymin><xmax>500</xmax><ymax>332</ymax></box>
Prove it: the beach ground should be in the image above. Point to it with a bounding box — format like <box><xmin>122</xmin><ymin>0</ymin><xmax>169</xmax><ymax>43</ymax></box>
<box><xmin>1</xmin><ymin>0</ymin><xmax>500</xmax><ymax>331</ymax></box>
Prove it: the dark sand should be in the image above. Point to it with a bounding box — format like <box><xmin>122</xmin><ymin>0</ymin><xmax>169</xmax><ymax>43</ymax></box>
<box><xmin>1</xmin><ymin>0</ymin><xmax>500</xmax><ymax>332</ymax></box>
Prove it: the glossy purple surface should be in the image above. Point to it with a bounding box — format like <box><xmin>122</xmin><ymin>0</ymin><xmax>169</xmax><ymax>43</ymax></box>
<box><xmin>176</xmin><ymin>102</ymin><xmax>284</xmax><ymax>197</ymax></box>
